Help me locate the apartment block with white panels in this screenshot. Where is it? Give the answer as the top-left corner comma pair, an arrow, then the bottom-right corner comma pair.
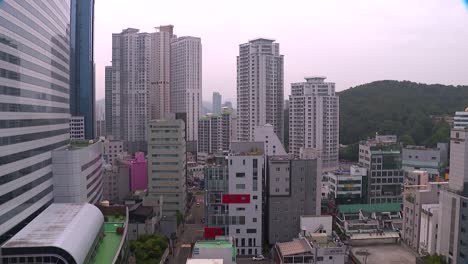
227,142 -> 264,256
237,39 -> 284,142
52,140 -> 104,204
0,0 -> 71,241
171,36 -> 202,141
289,77 -> 339,171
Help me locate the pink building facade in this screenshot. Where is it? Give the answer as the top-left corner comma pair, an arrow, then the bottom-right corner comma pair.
128,152 -> 148,191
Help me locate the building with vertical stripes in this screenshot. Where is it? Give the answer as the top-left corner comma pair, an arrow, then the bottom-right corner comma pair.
0,0 -> 71,241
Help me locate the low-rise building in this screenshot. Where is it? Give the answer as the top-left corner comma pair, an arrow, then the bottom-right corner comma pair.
336,203 -> 402,245
52,140 -> 103,204
1,203 -> 129,264
190,237 -> 236,264
419,203 -> 440,255
402,144 -> 448,180
103,138 -> 125,165
402,182 -> 448,252
358,135 -> 404,204
274,220 -> 346,264
103,153 -> 131,203
325,165 -> 367,204
127,202 -> 161,240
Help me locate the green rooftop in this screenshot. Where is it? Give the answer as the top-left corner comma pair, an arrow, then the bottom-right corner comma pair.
195,240 -> 233,248
338,203 -> 401,214
92,222 -> 125,264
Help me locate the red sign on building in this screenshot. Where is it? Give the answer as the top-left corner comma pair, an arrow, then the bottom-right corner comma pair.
204,227 -> 223,239
222,194 -> 250,204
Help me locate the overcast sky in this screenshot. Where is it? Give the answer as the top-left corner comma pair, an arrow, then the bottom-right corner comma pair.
94,0 -> 468,103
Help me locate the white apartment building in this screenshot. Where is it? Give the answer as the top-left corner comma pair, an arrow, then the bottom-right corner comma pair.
70,116 -> 85,140
289,77 -> 339,171
0,0 -> 71,239
111,28 -> 151,152
237,38 -> 284,142
437,128 -> 468,264
150,25 -> 174,120
52,140 -> 104,204
171,36 -> 202,141
228,142 -> 265,256
198,111 -> 232,154
147,119 -> 187,216
454,109 -> 468,129
419,203 -> 440,255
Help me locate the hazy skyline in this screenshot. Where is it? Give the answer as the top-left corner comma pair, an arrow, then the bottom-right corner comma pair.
95,0 -> 468,102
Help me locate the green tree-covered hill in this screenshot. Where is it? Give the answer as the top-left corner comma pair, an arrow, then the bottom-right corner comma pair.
339,80 -> 468,160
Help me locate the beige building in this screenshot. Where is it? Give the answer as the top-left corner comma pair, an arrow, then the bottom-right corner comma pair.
147,119 -> 187,216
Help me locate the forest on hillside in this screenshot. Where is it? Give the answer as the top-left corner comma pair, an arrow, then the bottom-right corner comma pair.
339,80 -> 468,160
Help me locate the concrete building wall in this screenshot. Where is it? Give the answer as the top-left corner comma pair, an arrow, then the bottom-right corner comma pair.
267,158 -> 321,244
52,141 -> 103,204
419,204 -> 439,255
254,124 -> 287,156
449,129 -> 468,192
148,119 -> 186,216
228,142 -> 264,256
402,183 -> 447,252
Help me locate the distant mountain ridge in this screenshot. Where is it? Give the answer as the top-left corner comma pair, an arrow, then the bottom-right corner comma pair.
339,80 -> 468,146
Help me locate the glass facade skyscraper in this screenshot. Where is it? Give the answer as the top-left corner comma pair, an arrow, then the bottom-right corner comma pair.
0,0 -> 71,241
70,0 -> 95,139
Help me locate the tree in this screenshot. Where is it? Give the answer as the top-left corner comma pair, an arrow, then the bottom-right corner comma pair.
129,235 -> 168,264
422,254 -> 445,264
339,80 -> 468,145
400,134 -> 415,146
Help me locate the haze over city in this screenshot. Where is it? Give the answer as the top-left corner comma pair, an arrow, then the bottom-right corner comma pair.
95,0 -> 468,101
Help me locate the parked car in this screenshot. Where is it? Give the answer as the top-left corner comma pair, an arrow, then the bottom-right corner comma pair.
252,255 -> 265,261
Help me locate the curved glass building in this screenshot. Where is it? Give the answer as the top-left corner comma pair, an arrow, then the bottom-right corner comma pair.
0,0 -> 70,241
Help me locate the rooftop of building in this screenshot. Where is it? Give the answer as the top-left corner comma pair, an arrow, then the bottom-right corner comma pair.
92,207 -> 127,264
70,139 -> 96,149
186,260 -> 223,264
229,142 -> 264,156
276,238 -> 311,256
338,203 -> 401,214
194,239 -> 234,249
2,204 -> 104,264
351,244 -> 416,264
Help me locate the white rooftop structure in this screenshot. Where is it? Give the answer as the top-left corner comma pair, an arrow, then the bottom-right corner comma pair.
2,203 -> 104,264
187,259 -> 223,264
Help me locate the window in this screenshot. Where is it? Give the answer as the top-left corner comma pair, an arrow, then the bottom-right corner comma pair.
247,229 -> 257,233
243,159 -> 245,165
253,218 -> 257,222
236,207 -> 245,211
236,184 -> 246,190
236,172 -> 245,178
236,229 -> 240,234
276,167 -> 280,171
253,195 -> 258,200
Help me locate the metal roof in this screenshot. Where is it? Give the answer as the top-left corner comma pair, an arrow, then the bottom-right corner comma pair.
277,239 -> 311,256
2,203 -> 104,264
